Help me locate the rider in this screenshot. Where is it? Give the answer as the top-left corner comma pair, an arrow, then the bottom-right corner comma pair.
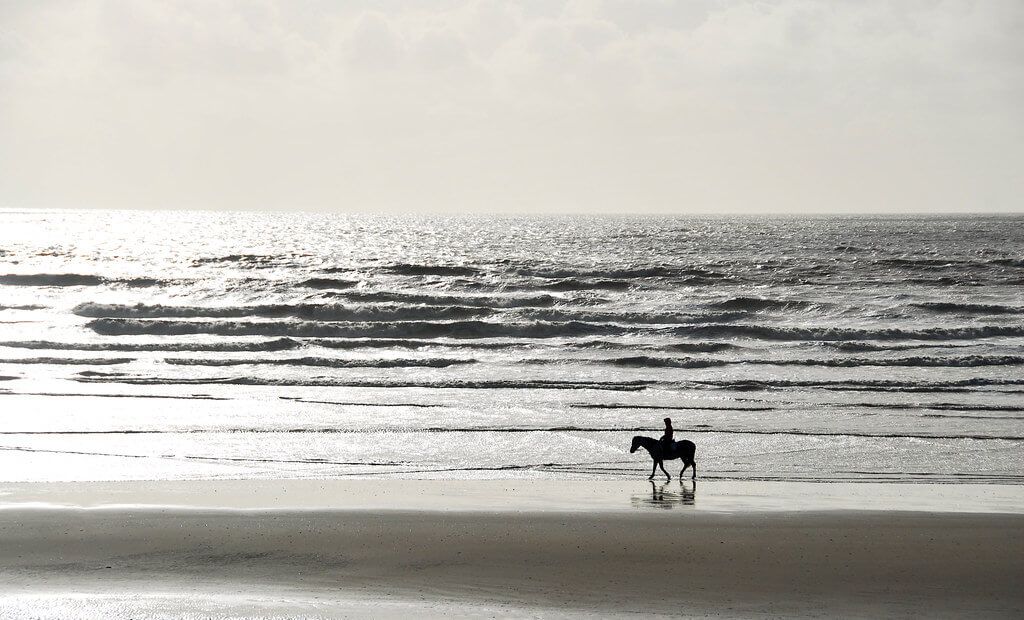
660,417 -> 674,456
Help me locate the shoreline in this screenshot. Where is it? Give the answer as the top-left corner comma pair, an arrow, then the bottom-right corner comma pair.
2,480 -> 1023,617
2,478 -> 1023,514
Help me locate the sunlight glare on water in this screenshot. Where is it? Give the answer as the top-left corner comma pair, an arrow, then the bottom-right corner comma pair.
1,210 -> 1022,483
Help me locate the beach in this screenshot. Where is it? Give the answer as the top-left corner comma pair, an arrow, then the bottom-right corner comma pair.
4,0 -> 1024,615
2,213 -> 1023,617
2,480 -> 1023,618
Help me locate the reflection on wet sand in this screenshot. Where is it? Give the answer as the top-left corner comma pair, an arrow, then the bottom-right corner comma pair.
631,480 -> 696,510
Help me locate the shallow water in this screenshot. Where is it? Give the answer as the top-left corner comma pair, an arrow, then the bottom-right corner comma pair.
4,479 -> 1023,514
1,210 -> 1022,482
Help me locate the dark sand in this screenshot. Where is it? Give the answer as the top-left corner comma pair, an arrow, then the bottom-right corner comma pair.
1,481 -> 1023,617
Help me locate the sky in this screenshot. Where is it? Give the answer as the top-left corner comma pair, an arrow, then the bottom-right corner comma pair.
1,0 -> 1021,214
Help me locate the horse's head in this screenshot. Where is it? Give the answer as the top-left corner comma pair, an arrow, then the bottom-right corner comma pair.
629,436 -> 642,453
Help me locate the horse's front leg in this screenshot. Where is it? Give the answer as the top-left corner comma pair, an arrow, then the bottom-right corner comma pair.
649,459 -> 658,480
658,460 -> 671,481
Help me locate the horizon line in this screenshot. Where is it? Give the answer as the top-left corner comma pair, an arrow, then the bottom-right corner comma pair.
3,206 -> 1023,218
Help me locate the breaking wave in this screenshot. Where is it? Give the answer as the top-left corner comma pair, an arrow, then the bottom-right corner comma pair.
1,273 -> 105,286
74,302 -> 492,321
192,254 -> 307,268
83,317 -> 1024,342
690,378 -> 1024,393
328,290 -> 559,308
0,338 -> 302,352
382,263 -> 480,277
510,266 -> 680,279
669,324 -> 1024,341
515,308 -> 741,324
0,273 -> 171,287
609,354 -> 1024,368
73,373 -> 653,391
85,318 -> 634,339
164,357 -> 474,368
661,342 -> 742,353
911,302 -> 1024,315
824,341 -> 968,352
508,278 -> 633,292
0,356 -> 133,365
988,258 -> 1024,268
708,296 -> 821,312
1,337 -> 672,353
611,356 -> 726,368
298,278 -> 359,289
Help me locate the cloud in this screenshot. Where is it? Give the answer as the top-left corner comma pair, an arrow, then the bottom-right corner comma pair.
0,0 -> 1021,213
342,11 -> 404,72
414,28 -> 472,72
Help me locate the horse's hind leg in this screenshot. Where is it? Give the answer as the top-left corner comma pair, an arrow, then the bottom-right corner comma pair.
680,462 -> 689,478
690,459 -> 697,480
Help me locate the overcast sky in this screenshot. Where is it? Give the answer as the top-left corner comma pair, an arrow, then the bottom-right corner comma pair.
1,0 -> 1021,214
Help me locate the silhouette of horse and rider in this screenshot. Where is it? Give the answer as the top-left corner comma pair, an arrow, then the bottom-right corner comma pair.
630,417 -> 697,480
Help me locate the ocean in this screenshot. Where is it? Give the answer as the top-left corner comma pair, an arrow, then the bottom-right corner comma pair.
1,210 -> 1021,483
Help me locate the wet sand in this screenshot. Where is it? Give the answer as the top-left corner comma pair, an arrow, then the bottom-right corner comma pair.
2,481 -> 1023,618
4,479 -> 1024,513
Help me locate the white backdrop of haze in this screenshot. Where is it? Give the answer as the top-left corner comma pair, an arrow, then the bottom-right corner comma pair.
1,0 -> 1021,214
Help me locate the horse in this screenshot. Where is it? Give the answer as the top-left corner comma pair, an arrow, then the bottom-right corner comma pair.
630,435 -> 697,480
